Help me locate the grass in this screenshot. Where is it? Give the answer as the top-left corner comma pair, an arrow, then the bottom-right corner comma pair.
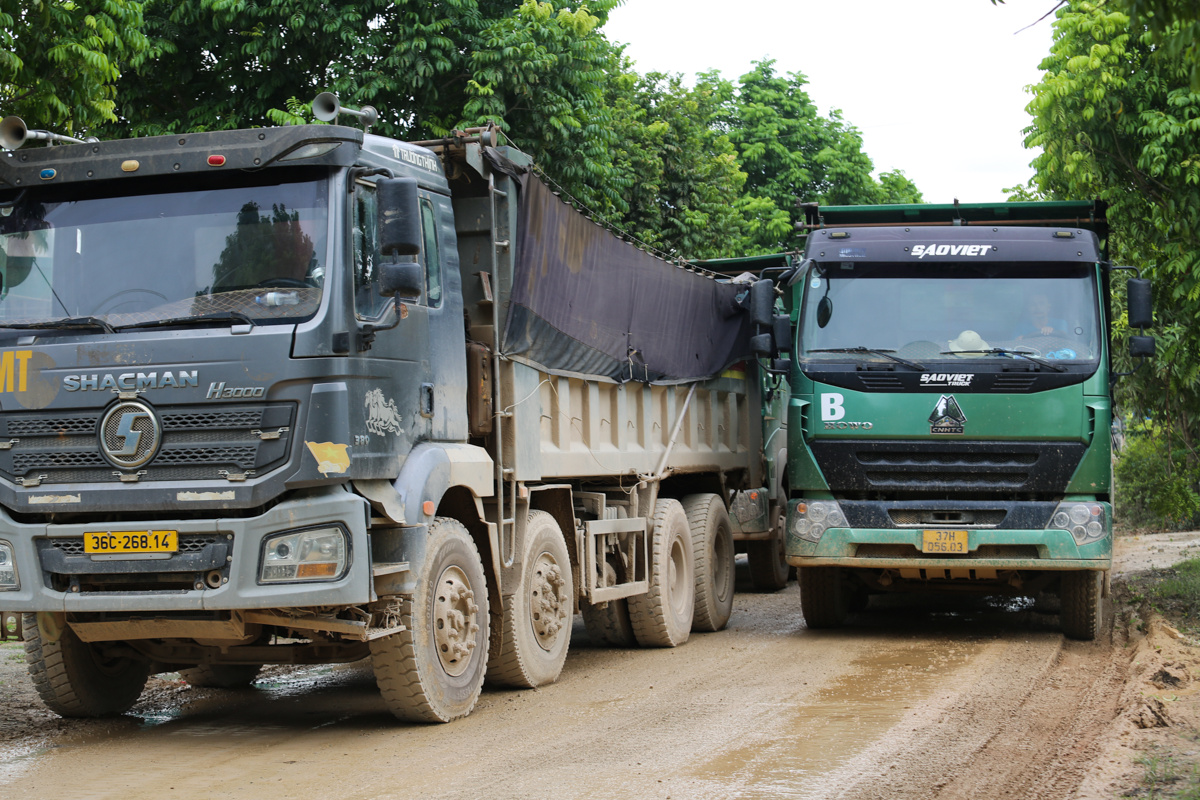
1127,751 -> 1200,799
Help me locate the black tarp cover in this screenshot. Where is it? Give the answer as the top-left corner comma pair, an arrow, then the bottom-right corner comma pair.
502,175 -> 753,383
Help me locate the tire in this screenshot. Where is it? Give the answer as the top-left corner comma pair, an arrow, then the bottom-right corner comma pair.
370,517 -> 490,723
1060,570 -> 1103,641
486,510 -> 574,688
799,566 -> 846,629
747,505 -> 791,592
682,493 -> 735,632
179,664 -> 263,689
580,596 -> 638,648
628,499 -> 694,647
22,612 -> 149,717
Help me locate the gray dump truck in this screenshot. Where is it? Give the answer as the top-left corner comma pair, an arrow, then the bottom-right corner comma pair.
0,99 -> 788,722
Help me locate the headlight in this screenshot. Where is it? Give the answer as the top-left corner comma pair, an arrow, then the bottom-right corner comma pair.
792,500 -> 846,542
0,541 -> 18,590
259,526 -> 348,583
1046,502 -> 1107,546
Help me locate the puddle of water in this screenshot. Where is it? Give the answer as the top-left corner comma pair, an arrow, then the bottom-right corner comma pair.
691,638 -> 984,799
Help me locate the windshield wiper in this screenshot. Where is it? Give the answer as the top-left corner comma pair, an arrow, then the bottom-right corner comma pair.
113,311 -> 256,332
938,348 -> 1068,373
1,316 -> 116,334
807,347 -> 926,371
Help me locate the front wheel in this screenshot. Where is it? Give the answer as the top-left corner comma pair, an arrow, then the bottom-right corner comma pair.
799,567 -> 846,629
22,613 -> 149,717
747,505 -> 791,592
1060,571 -> 1103,641
370,517 -> 490,722
486,510 -> 574,688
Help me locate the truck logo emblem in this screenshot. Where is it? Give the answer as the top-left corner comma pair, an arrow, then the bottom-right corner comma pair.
365,388 -> 402,435
929,395 -> 967,435
921,373 -> 974,388
911,244 -> 992,259
100,401 -> 161,469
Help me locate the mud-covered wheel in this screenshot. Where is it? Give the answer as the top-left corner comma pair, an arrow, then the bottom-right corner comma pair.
747,504 -> 791,592
628,498 -> 694,647
580,595 -> 638,648
179,664 -> 263,689
799,566 -> 846,629
486,510 -> 574,688
682,493 -> 734,632
370,517 -> 490,723
1060,570 -> 1103,641
22,612 -> 149,717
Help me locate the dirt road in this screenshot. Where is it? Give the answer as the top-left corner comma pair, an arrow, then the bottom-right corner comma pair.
0,560 -> 1147,800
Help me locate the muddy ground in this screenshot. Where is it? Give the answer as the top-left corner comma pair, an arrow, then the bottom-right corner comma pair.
1,540 -> 1197,800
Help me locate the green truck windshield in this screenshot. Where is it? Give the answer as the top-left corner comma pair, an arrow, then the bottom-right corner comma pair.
0,171 -> 329,329
798,261 -> 1101,365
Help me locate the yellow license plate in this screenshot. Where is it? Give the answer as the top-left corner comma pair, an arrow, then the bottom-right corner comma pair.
84,530 -> 178,555
921,530 -> 968,554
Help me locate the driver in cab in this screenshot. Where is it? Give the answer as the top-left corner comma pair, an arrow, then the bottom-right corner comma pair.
1013,293 -> 1069,340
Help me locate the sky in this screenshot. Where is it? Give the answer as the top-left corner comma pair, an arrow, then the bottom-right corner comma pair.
603,0 -> 1058,205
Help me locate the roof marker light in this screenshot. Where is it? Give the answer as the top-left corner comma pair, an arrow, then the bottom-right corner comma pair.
121,160 -> 139,172
208,155 -> 226,167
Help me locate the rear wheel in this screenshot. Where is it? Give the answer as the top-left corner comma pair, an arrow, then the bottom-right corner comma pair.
1060,570 -> 1103,641
370,517 -> 489,722
486,510 -> 574,688
628,499 -> 694,647
747,505 -> 791,592
581,596 -> 638,648
683,493 -> 735,632
799,567 -> 846,629
23,612 -> 149,717
180,664 -> 263,689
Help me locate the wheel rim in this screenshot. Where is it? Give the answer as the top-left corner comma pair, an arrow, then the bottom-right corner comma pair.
713,522 -> 733,602
529,550 -> 569,652
668,533 -> 689,617
433,564 -> 480,677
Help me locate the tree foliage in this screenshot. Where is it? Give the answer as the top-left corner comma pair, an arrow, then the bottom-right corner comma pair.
7,1 -> 921,260
0,0 -> 148,132
1022,1 -> 1200,515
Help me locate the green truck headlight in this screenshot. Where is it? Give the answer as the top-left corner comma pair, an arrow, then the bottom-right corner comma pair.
0,541 -> 18,590
259,526 -> 348,583
793,501 -> 846,543
1046,502 -> 1107,546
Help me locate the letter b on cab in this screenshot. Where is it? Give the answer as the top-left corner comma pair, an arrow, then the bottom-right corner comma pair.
821,393 -> 845,421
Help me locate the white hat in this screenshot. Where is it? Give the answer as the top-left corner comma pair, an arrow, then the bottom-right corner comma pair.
948,330 -> 989,353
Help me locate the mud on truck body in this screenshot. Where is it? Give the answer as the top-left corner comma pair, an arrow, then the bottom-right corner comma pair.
784,201 -> 1156,640
0,101 -> 789,721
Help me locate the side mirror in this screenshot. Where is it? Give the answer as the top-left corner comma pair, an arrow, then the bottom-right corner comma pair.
1127,278 -> 1153,329
379,262 -> 423,299
771,358 -> 790,374
750,279 -> 775,327
377,177 -> 422,257
1130,335 -> 1156,358
773,315 -> 791,353
816,296 -> 833,328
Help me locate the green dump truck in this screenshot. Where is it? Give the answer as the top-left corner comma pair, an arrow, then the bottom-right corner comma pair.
784,200 -> 1155,639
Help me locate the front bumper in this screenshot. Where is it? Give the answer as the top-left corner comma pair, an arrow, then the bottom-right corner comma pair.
786,502 -> 1111,573
0,487 -> 373,613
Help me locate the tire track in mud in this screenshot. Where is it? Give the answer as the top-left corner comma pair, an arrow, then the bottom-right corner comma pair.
800,604 -> 1128,800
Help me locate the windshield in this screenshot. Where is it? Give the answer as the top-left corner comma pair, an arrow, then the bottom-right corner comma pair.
0,169 -> 329,329
798,261 -> 1101,365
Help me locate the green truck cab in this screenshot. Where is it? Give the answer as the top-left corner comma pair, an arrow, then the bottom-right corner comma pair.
784,201 -> 1154,639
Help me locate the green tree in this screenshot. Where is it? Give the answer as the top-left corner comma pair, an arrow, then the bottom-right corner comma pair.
0,0 -> 148,132
1022,1 -> 1200,517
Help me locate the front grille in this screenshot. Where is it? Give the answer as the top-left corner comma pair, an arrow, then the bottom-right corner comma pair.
992,376 -> 1038,392
809,440 -> 1088,497
859,375 -> 903,391
888,509 -> 1007,527
0,403 -> 294,485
